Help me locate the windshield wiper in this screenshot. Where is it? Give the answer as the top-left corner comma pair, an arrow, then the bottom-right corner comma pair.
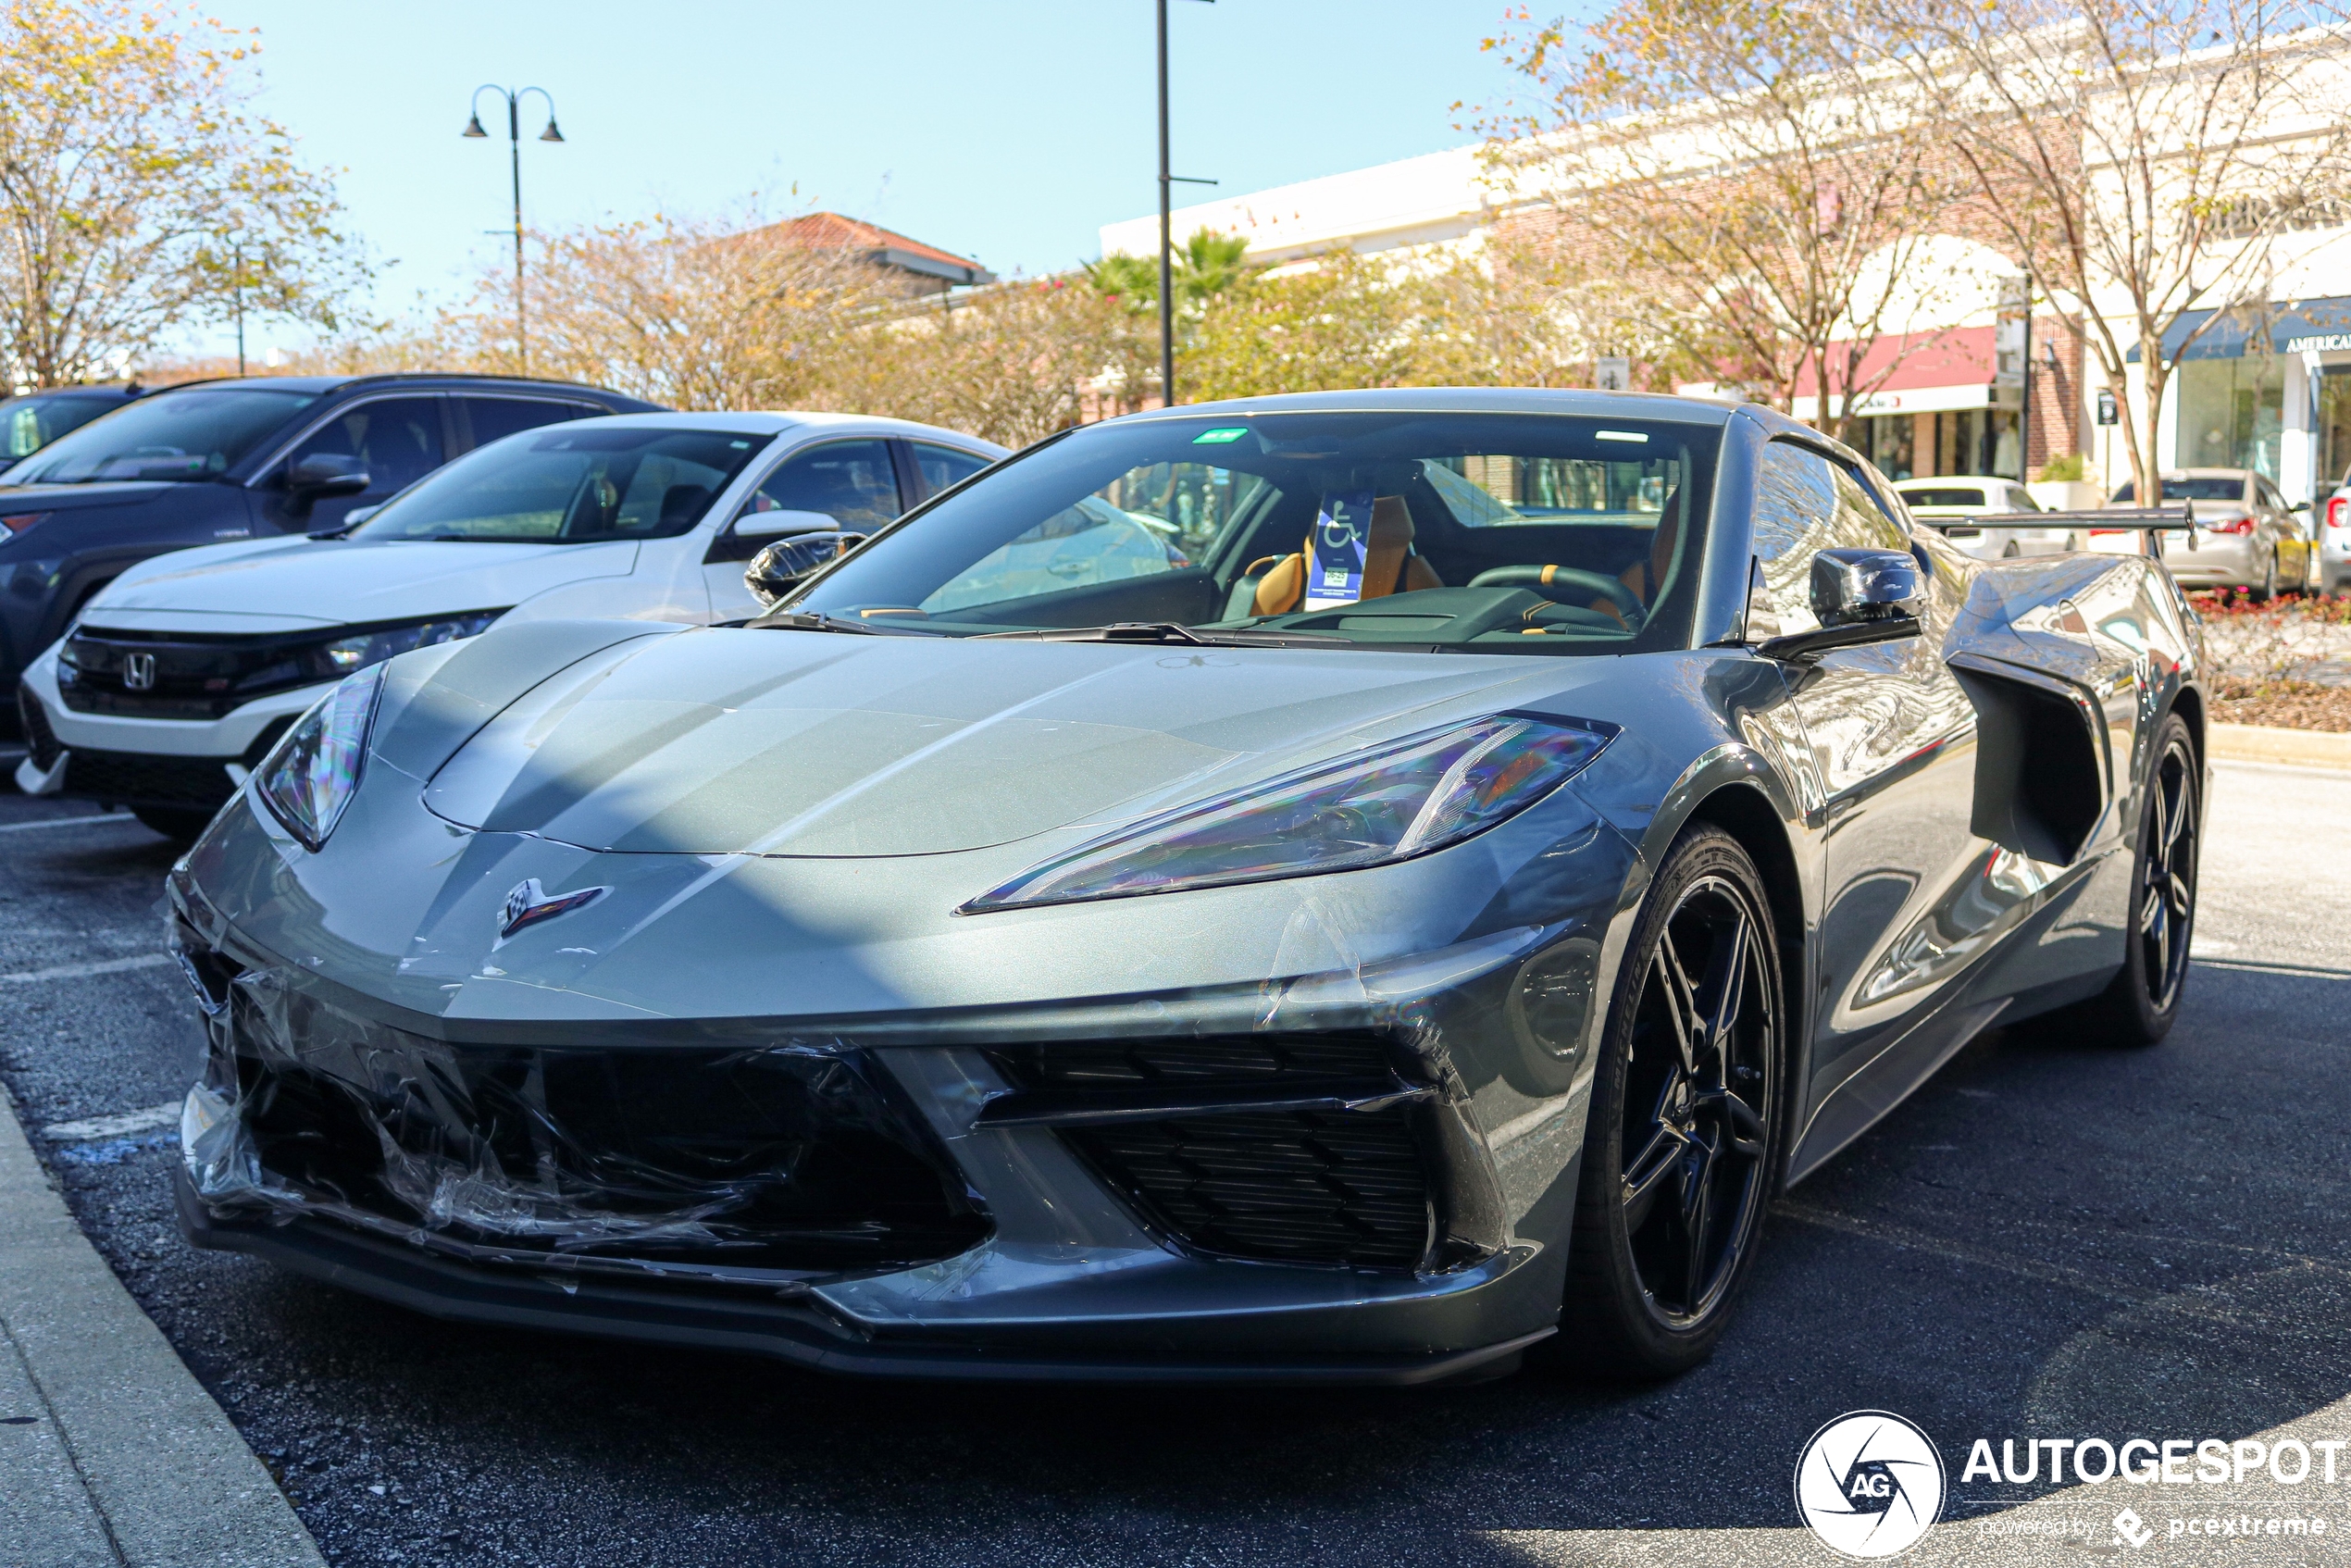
751,609 -> 945,637
976,621 -> 1350,648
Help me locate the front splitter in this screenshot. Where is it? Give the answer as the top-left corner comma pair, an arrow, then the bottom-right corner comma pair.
175,1170 -> 1551,1387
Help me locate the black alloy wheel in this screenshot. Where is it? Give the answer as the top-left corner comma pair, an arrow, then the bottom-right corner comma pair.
1561,825 -> 1783,1378
2048,712 -> 2201,1047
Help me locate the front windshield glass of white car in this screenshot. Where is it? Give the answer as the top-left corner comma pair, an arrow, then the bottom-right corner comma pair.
790,410 -> 1720,653
349,426 -> 772,543
6,388 -> 318,484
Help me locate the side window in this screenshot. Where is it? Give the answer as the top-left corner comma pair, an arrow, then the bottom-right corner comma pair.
463,396 -> 580,452
740,440 -> 902,532
912,442 -> 991,499
284,397 -> 444,497
2256,477 -> 2284,513
1750,441 -> 1908,636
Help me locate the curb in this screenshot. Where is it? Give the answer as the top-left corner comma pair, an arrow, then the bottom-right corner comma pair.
2208,721 -> 2351,771
0,1083 -> 326,1568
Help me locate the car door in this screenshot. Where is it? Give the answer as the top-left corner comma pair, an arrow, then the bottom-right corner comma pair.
702,437 -> 906,620
1747,440 -> 1984,1135
257,395 -> 450,534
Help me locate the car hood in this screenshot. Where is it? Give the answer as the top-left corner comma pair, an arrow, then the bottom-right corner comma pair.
89,538 -> 641,627
418,628 -> 1580,858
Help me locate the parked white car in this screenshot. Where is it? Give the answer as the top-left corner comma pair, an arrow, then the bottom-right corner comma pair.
15,411 -> 1004,835
1893,475 -> 2075,561
2320,471 -> 2351,595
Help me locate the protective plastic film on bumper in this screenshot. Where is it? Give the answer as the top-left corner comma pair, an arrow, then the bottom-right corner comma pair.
172,924 -> 992,1290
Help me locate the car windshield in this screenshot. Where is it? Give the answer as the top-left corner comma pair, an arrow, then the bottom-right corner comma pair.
4,388 -> 317,483
1900,486 -> 1989,509
790,409 -> 1720,653
349,425 -> 772,543
2112,477 -> 2245,503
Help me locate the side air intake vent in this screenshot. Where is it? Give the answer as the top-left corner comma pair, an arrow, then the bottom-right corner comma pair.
1951,658 -> 2105,864
982,1034 -> 1437,1271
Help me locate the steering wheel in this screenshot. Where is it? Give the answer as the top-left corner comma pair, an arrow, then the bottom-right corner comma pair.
1469,565 -> 1646,627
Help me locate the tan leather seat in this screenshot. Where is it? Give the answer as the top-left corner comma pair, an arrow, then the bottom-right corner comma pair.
1247,494 -> 1442,616
1593,495 -> 1681,624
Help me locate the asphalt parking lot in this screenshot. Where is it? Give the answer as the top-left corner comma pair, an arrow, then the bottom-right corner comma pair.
2,754 -> 2345,1567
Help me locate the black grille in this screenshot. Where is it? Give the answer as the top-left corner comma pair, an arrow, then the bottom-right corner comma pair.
57,626 -> 324,719
216,975 -> 990,1273
1069,1111 -> 1432,1269
18,683 -> 61,770
68,747 -> 237,811
985,1034 -> 1436,1271
62,717 -> 292,813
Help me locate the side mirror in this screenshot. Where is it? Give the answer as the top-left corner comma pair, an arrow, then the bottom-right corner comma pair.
733,506 -> 839,542
284,454 -> 370,514
1756,547 -> 1924,665
1810,547 -> 1924,626
2291,499 -> 2312,514
745,530 -> 867,606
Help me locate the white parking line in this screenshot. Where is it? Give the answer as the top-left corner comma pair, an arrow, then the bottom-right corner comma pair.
0,813 -> 143,836
40,1101 -> 181,1142
0,953 -> 173,985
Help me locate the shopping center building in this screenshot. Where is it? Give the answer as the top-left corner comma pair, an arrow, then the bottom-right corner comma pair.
1101,147 -> 2351,504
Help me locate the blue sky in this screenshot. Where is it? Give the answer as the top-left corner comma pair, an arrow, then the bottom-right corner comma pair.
193,1 -> 1546,359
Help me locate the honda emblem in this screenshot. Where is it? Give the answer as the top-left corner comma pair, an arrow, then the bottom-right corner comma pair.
122,651 -> 156,691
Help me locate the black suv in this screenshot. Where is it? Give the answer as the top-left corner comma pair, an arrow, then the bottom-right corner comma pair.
0,374 -> 659,702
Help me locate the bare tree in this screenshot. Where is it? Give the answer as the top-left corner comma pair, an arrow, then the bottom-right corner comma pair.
831,276 -> 1159,447
1860,0 -> 2351,499
448,211 -> 904,410
0,0 -> 360,386
1483,0 -> 1970,440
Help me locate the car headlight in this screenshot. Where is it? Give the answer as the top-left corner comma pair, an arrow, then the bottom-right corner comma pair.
312,609 -> 504,680
254,664 -> 386,851
962,713 -> 1613,913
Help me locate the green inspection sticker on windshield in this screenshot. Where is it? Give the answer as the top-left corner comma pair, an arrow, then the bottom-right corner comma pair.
1192,427 -> 1249,444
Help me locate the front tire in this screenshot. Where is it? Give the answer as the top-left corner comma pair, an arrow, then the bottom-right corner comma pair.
2050,713 -> 2200,1047
1561,825 -> 1785,1379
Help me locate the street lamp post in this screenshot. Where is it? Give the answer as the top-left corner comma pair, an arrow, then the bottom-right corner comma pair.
1155,0 -> 1214,407
463,86 -> 564,374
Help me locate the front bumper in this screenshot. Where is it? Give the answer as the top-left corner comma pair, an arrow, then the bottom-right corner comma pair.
16,652 -> 325,811
167,862 -> 1595,1381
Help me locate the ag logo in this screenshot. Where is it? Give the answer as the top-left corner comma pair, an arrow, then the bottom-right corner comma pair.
1793,1410 -> 1946,1558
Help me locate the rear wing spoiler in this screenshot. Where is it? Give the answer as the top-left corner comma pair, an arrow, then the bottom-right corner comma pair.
1919,504 -> 2195,557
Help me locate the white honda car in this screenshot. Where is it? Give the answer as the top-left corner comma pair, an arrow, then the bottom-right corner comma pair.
15,411 -> 1004,836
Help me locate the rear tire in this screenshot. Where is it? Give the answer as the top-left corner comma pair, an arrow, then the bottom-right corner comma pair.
2249,552 -> 2278,603
131,806 -> 215,843
2046,713 -> 2200,1047
1560,825 -> 1785,1380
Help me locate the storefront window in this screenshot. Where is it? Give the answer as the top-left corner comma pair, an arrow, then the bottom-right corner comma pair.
1860,414 -> 1914,479
2175,356 -> 2283,479
1988,410 -> 2022,479
2317,367 -> 2351,492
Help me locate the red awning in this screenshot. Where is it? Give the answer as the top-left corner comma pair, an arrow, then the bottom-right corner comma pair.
1791,326 -> 1994,398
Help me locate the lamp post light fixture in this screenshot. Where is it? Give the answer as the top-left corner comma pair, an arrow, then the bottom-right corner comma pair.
463,85 -> 564,373
1155,0 -> 1215,407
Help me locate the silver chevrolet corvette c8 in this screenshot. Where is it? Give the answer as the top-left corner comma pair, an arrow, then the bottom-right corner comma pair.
168,389 -> 2208,1385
